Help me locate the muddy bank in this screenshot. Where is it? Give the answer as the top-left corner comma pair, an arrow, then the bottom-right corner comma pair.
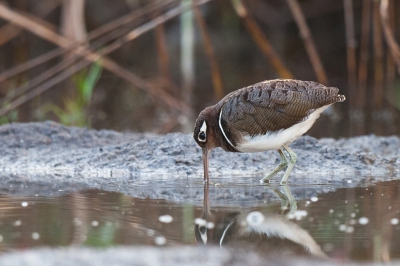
0,122 -> 398,199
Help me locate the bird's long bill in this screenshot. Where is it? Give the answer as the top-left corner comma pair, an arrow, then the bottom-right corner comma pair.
202,148 -> 210,183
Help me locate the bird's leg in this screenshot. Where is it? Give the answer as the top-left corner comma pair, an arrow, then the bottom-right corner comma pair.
272,188 -> 289,211
260,149 -> 288,183
272,185 -> 297,213
282,185 -> 297,213
280,145 -> 297,185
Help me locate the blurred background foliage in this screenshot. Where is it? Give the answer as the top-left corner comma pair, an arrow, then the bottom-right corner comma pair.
0,0 -> 399,137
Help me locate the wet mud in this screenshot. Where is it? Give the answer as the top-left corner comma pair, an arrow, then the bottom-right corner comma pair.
0,121 -> 399,265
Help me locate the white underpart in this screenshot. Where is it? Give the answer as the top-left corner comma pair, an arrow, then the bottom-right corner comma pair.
236,105 -> 331,153
219,106 -> 235,148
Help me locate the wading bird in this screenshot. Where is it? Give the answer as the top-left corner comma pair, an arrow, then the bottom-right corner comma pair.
193,79 -> 345,184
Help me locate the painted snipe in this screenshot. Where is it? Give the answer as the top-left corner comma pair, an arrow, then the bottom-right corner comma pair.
193,79 -> 346,184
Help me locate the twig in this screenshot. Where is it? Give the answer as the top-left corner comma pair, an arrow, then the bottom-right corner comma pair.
0,0 -> 60,47
88,0 -> 177,43
0,46 -> 65,83
231,0 -> 293,79
343,0 -> 357,108
194,5 -> 224,99
0,0 -> 178,82
286,0 -> 328,84
153,4 -> 173,91
0,0 -> 212,116
373,1 -> 384,110
384,0 -> 396,90
380,0 -> 400,73
357,0 -> 372,110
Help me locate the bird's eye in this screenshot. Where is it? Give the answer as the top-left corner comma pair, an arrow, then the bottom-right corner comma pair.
198,131 -> 206,142
197,121 -> 207,142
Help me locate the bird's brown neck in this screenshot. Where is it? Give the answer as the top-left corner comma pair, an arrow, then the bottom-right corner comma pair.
210,105 -> 238,153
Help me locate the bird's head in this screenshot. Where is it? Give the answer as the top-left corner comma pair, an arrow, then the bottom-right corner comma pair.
193,106 -> 221,182
193,106 -> 220,151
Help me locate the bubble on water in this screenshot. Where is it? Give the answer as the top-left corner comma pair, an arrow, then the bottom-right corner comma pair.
346,226 -> 354,233
147,229 -> 154,236
287,210 -> 308,221
13,220 -> 21,226
391,218 -> 399,225
351,213 -> 356,218
347,180 -> 352,183
21,202 -> 28,207
311,197 -> 318,202
359,217 -> 369,225
158,215 -> 173,224
194,218 -> 207,226
349,219 -> 356,225
329,209 -> 334,214
246,211 -> 265,226
206,222 -> 214,229
32,232 -> 40,240
91,221 -> 99,227
154,236 -> 166,246
339,224 -> 347,231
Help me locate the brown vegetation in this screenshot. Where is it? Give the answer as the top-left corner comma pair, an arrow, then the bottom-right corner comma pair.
0,0 -> 399,136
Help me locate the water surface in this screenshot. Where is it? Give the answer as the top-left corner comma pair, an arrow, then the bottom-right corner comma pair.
0,177 -> 399,263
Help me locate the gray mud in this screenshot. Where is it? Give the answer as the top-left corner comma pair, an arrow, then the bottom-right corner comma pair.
0,121 -> 400,266
0,121 -> 399,202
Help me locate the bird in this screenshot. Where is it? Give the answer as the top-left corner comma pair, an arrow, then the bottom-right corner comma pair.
193,79 -> 346,184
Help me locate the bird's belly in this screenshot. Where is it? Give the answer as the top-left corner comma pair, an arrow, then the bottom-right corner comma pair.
236,105 -> 331,153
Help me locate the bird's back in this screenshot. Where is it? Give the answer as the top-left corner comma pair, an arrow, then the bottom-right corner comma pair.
218,79 -> 345,148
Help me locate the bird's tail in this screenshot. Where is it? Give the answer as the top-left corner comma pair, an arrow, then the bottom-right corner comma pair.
336,94 -> 346,102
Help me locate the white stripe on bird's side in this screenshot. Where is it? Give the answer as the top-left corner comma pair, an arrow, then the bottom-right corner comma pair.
236,105 -> 331,153
218,105 -> 235,148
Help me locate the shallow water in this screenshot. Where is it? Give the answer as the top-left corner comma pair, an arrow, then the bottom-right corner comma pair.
0,178 -> 399,263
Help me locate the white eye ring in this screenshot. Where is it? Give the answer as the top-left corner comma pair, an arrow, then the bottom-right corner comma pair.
198,121 -> 207,142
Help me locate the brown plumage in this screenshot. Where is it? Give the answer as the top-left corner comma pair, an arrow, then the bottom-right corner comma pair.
193,79 -> 345,184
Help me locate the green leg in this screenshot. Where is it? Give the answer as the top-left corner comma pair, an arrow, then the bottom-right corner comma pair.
282,185 -> 297,213
272,185 -> 297,213
280,145 -> 297,185
272,188 -> 289,211
260,149 -> 288,183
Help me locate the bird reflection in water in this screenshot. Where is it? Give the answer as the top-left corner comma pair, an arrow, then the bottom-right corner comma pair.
194,183 -> 327,260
